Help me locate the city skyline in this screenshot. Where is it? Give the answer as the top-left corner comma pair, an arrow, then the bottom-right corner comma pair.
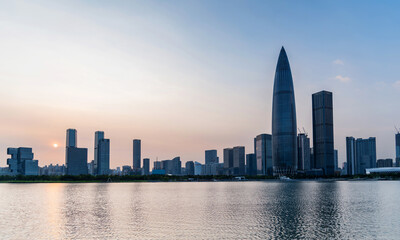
1,1 -> 400,168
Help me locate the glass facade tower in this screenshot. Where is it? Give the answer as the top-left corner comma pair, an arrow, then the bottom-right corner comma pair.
396,133 -> 400,167
312,90 -> 334,175
272,47 -> 297,175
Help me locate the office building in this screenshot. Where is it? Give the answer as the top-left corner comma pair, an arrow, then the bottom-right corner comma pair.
233,146 -> 245,175
194,161 -> 203,175
334,149 -> 338,171
272,47 -> 298,175
133,139 -> 141,170
346,137 -> 356,175
205,150 -> 218,165
223,148 -> 234,174
297,133 -> 311,171
312,90 -> 334,175
143,158 -> 150,175
186,161 -> 195,175
377,159 -> 393,168
7,147 -> 39,175
65,129 -> 88,175
94,131 -> 110,175
246,153 -> 257,176
254,134 -> 272,175
346,137 -> 376,175
160,157 -> 182,175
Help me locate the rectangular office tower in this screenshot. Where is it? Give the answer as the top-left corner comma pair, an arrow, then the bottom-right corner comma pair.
312,90 -> 335,175
396,133 -> 400,167
133,139 -> 141,170
143,158 -> 150,175
233,146 -> 245,175
297,134 -> 311,171
94,131 -> 110,175
246,153 -> 257,176
223,148 -> 234,175
185,161 -> 195,175
254,134 -> 272,175
346,137 -> 376,175
65,129 -> 88,175
205,150 -> 218,164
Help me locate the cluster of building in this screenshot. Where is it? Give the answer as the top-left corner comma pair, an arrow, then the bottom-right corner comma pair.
2,47 -> 399,177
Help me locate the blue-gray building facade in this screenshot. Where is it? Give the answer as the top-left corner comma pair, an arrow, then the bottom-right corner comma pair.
346,136 -> 376,175
246,153 -> 257,176
254,134 -> 272,175
312,90 -> 335,175
133,139 -> 141,170
65,129 -> 88,175
7,147 -> 39,175
205,150 -> 218,165
297,133 -> 311,171
272,47 -> 298,175
143,158 -> 150,175
94,131 -> 110,175
233,146 -> 245,175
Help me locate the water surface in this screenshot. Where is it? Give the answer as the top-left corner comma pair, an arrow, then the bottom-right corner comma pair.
0,181 -> 398,239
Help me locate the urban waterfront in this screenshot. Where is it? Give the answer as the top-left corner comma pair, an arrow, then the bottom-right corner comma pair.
0,181 -> 399,240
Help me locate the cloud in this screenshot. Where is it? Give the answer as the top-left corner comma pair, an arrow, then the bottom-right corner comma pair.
333,59 -> 344,65
394,80 -> 400,90
335,75 -> 351,83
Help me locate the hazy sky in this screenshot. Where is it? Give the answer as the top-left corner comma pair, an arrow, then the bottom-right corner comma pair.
0,0 -> 399,168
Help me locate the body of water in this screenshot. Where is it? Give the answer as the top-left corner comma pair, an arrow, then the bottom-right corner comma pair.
0,181 -> 399,239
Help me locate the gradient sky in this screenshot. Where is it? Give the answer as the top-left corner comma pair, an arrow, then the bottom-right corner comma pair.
0,0 -> 399,168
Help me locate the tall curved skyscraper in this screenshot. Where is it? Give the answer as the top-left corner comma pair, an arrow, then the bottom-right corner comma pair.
272,47 -> 297,175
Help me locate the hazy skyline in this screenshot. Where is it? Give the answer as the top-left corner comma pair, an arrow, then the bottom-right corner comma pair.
1,0 -> 399,168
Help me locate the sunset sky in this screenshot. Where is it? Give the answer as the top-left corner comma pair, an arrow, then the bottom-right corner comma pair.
0,0 -> 399,168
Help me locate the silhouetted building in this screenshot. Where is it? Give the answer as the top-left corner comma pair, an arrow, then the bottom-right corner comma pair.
133,139 -> 141,170
94,131 -> 110,175
65,129 -> 88,175
347,136 -> 376,175
272,47 -> 297,175
194,161 -> 203,175
334,149 -> 338,171
40,164 -> 66,176
205,150 -> 218,164
346,137 -> 356,175
377,159 -> 393,168
143,158 -> 150,175
223,148 -> 234,175
312,90 -> 334,175
297,133 -> 311,171
160,157 -> 181,175
246,153 -> 257,176
233,146 -> 245,175
66,129 -> 77,147
122,165 -> 132,175
186,161 -> 195,175
254,134 -> 272,175
7,147 -> 39,175
66,147 -> 88,175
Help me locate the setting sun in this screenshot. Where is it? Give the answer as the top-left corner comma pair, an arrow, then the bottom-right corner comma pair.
53,143 -> 58,148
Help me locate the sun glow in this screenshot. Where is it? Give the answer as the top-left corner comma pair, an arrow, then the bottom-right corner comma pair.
53,143 -> 58,148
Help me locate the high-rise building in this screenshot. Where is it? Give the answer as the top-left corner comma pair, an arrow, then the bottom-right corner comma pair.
205,150 -> 218,165
7,147 -> 39,175
334,149 -> 338,171
346,137 -> 376,175
396,133 -> 400,167
254,134 -> 272,175
312,90 -> 334,175
65,129 -> 88,175
185,161 -> 195,175
246,153 -> 257,176
233,146 -> 245,175
133,139 -> 141,170
355,137 -> 376,174
66,147 -> 88,175
346,137 -> 356,175
143,158 -> 150,175
272,47 -> 297,175
160,157 -> 182,175
94,131 -> 110,175
223,148 -> 234,174
194,161 -> 203,175
377,159 -> 393,168
66,129 -> 77,147
297,133 -> 311,171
